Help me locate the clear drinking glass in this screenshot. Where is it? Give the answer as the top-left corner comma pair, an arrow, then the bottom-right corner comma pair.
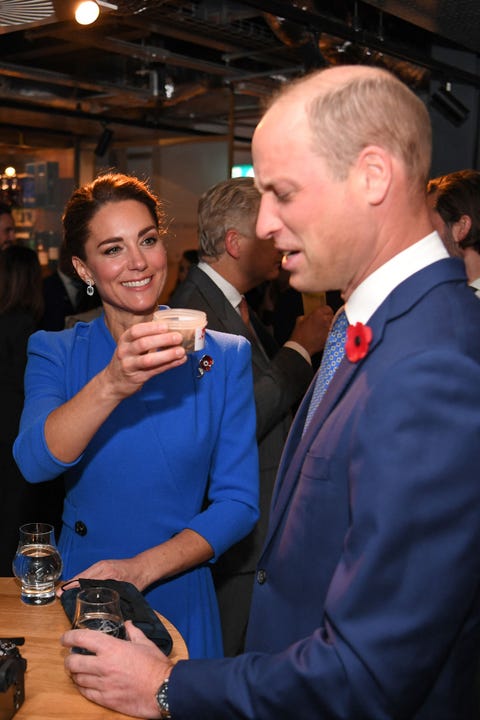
12,522 -> 63,605
72,586 -> 126,654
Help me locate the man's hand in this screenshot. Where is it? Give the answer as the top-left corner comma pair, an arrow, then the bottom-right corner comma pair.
62,621 -> 174,719
289,305 -> 335,357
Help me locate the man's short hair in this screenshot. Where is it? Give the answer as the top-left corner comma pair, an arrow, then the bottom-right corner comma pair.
427,170 -> 480,254
198,177 -> 260,259
271,66 -> 432,192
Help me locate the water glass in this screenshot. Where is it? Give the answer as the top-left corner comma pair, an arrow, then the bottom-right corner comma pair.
12,522 -> 63,605
72,586 -> 126,653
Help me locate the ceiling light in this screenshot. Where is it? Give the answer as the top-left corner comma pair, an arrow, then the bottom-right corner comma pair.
4,166 -> 16,178
94,127 -> 114,157
430,82 -> 470,127
75,1 -> 100,25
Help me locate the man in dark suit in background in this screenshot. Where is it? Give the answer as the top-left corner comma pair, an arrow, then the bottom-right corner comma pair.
42,242 -> 101,330
64,65 -> 480,720
170,177 -> 332,655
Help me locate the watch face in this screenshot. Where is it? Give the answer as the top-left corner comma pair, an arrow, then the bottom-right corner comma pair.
156,679 -> 170,718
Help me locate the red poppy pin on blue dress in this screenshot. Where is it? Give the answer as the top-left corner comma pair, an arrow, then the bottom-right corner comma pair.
197,354 -> 214,378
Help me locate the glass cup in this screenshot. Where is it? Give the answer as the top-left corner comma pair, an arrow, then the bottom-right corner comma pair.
12,522 -> 63,605
154,307 -> 207,353
72,586 -> 126,654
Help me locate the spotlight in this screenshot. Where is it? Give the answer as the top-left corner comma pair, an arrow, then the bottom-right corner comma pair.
74,1 -> 100,25
430,82 -> 470,127
74,1 -> 117,25
94,127 -> 114,157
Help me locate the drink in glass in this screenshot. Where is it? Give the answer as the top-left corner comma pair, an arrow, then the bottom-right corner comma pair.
12,522 -> 63,605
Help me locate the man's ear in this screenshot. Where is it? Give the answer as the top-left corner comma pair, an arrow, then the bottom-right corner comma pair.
224,229 -> 241,259
453,214 -> 472,243
356,146 -> 392,206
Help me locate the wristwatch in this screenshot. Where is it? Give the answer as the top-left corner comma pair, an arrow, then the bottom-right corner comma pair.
156,678 -> 172,719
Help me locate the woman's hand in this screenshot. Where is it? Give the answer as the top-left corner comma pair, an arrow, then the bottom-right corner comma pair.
57,557 -> 145,597
102,319 -> 188,402
45,319 -> 187,464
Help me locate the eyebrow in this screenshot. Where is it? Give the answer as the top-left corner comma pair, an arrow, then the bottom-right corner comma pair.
97,225 -> 158,248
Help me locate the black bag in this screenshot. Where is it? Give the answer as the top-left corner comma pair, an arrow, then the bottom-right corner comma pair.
60,578 -> 173,656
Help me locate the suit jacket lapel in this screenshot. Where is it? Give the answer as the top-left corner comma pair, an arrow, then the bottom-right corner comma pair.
185,266 -> 273,369
263,258 -> 467,555
265,296 -> 388,544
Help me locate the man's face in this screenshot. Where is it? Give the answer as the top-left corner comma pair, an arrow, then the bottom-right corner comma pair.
252,98 -> 363,297
0,212 -> 15,249
237,222 -> 282,289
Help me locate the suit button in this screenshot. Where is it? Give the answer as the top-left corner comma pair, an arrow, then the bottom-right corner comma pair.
256,569 -> 267,585
75,521 -> 87,536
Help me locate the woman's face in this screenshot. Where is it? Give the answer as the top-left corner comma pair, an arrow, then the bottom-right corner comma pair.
73,199 -> 167,322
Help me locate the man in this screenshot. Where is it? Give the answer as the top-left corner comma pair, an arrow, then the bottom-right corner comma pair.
0,202 -> 15,249
427,169 -> 480,297
41,241 -> 101,330
170,177 -> 332,655
62,65 -> 480,719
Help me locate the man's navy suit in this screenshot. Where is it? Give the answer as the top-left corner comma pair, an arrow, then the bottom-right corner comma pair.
171,258 -> 480,718
170,265 -> 313,655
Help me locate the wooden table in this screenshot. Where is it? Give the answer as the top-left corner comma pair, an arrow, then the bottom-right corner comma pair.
0,577 -> 188,719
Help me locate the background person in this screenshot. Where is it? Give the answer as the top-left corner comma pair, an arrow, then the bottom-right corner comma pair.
0,202 -> 15,249
41,240 -> 102,330
0,245 -> 63,573
62,66 -> 480,719
14,172 -> 259,659
427,169 -> 480,297
170,176 -> 332,655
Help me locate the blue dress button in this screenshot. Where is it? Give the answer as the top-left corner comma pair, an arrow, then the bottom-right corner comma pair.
75,521 -> 87,536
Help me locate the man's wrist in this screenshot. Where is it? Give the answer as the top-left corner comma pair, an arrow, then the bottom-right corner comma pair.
284,340 -> 311,365
155,667 -> 174,719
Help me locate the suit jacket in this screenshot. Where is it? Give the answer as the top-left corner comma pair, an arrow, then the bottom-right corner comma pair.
41,271 -> 76,330
42,271 -> 101,331
170,258 -> 480,718
170,265 -> 313,573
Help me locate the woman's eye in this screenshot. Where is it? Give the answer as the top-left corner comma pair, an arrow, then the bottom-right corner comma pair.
104,245 -> 121,256
142,234 -> 158,246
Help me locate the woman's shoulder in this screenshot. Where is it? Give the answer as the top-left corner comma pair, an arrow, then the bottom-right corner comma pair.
205,328 -> 250,352
29,315 -> 103,353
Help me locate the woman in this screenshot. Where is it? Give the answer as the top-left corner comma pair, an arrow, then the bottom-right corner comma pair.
14,173 -> 259,659
0,245 -> 63,574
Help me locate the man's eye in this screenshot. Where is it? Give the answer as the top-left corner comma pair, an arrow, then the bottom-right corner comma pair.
273,188 -> 291,202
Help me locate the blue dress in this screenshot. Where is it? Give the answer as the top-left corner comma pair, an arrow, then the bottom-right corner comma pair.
14,315 -> 259,659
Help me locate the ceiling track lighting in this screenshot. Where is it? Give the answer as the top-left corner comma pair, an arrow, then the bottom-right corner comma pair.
430,81 -> 470,127
74,1 -> 118,26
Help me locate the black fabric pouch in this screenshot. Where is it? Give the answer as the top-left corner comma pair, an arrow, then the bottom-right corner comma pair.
60,578 -> 173,656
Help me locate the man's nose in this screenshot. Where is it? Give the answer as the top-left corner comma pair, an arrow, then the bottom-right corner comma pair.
256,195 -> 281,240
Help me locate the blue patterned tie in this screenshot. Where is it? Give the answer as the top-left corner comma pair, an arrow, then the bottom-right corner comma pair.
303,308 -> 349,433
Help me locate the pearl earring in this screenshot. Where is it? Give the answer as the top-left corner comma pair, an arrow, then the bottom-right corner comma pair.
86,280 -> 95,297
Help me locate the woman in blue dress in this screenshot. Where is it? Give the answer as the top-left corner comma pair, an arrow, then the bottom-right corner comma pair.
14,172 -> 259,659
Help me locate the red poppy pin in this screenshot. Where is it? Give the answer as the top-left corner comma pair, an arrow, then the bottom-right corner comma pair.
197,354 -> 214,378
345,323 -> 373,362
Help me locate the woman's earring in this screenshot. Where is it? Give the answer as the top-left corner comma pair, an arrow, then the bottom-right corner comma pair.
86,280 -> 95,297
